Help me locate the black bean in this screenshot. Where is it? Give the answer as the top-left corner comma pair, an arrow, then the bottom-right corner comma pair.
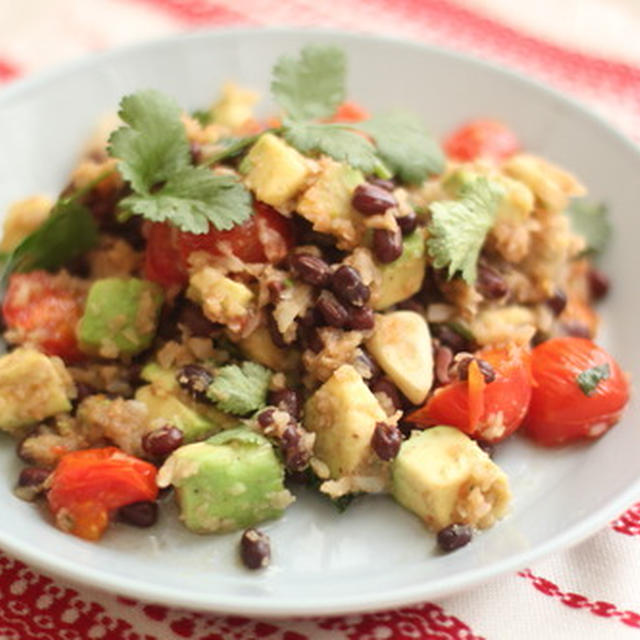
176,364 -> 213,401
531,330 -> 549,347
267,280 -> 285,304
370,377 -> 403,411
142,425 -> 184,458
17,467 -> 50,488
588,268 -> 610,301
546,289 -> 567,316
178,303 -> 216,337
457,357 -> 496,384
74,382 -> 96,404
280,424 -> 310,472
315,291 -> 349,328
300,324 -> 324,353
268,389 -> 301,420
476,263 -> 508,299
118,501 -> 158,528
347,305 -> 375,331
475,440 -> 495,457
397,298 -> 425,314
371,422 -> 402,461
330,265 -> 370,307
290,253 -> 331,287
434,346 -> 454,386
396,210 -> 418,236
437,524 -> 472,552
257,407 -> 276,429
352,183 -> 398,216
266,310 -> 288,348
367,178 -> 395,192
372,228 -> 403,264
431,325 -> 471,353
240,528 -> 271,569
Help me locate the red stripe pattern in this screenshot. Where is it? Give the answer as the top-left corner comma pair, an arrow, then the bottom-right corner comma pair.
612,501 -> 640,537
0,58 -> 20,83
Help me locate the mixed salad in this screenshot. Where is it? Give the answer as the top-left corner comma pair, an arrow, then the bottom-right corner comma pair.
0,46 -> 630,567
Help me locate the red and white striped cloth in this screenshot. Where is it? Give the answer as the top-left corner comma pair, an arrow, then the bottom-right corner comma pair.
1,1 -> 640,638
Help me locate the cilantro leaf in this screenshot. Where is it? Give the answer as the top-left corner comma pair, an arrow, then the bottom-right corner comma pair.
271,45 -> 346,121
120,167 -> 252,234
427,177 -> 504,284
566,199 -> 611,256
357,111 -> 445,184
108,90 -> 191,195
191,109 -> 213,127
576,363 -> 611,396
283,121 -> 378,173
1,201 -> 98,287
207,361 -> 272,415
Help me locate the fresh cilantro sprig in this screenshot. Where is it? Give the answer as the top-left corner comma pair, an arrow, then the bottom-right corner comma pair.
108,89 -> 252,234
207,361 -> 272,415
427,177 -> 505,284
576,363 -> 611,396
566,199 -> 611,256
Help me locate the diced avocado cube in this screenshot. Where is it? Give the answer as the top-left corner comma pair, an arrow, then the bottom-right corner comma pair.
157,428 -> 293,533
373,230 -> 427,310
211,82 -> 259,129
0,348 -> 73,433
78,278 -> 163,358
296,161 -> 364,247
366,311 -> 434,405
391,426 -> 511,530
304,364 -> 386,483
243,133 -> 311,207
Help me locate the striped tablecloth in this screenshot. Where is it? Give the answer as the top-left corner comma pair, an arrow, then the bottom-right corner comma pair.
1,1 -> 639,638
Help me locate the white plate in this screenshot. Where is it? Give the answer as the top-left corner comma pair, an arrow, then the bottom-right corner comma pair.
0,27 -> 639,618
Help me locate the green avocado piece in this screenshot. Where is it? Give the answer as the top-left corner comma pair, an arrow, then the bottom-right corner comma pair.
137,363 -> 238,442
0,348 -> 73,433
373,230 -> 427,310
158,427 -> 293,533
78,278 -> 163,358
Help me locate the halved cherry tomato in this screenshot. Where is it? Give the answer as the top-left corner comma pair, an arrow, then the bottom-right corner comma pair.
47,447 -> 158,541
407,344 -> 532,443
329,101 -> 370,123
524,337 -> 629,446
2,271 -> 85,362
143,222 -> 188,287
443,119 -> 520,163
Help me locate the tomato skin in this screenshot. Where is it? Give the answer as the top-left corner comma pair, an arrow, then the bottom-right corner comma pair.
329,101 -> 370,123
2,271 -> 85,362
48,447 -> 158,541
524,337 -> 629,446
443,119 -> 520,163
408,345 -> 532,443
143,222 -> 188,287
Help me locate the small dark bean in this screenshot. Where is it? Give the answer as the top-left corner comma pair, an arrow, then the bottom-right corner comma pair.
396,298 -> 424,313
352,183 -> 398,216
371,422 -> 402,461
300,324 -> 324,353
347,305 -> 375,331
396,210 -> 418,236
370,377 -> 403,411
367,178 -> 395,192
457,357 -> 496,384
178,303 -> 216,337
257,407 -> 276,429
280,424 -> 309,472
118,500 -> 158,528
268,389 -> 301,420
290,253 -> 331,287
266,310 -> 288,348
546,289 -> 567,316
476,263 -> 509,299
531,330 -> 549,347
176,364 -> 213,401
315,291 -> 349,328
74,382 -> 96,404
330,265 -> 370,307
267,280 -> 285,304
240,528 -> 271,570
475,439 -> 495,457
588,268 -> 610,301
434,346 -> 454,386
372,228 -> 403,264
437,524 -> 473,552
17,467 -> 50,488
142,425 -> 184,458
561,321 -> 591,339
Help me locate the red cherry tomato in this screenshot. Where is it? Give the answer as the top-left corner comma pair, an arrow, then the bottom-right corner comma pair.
143,222 -> 188,287
329,101 -> 370,123
2,271 -> 85,362
443,119 -> 520,163
407,344 -> 532,443
524,337 -> 630,446
47,447 -> 158,541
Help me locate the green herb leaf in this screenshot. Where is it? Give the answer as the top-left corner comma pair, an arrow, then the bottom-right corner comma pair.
576,363 -> 611,396
1,201 -> 98,287
119,166 -> 252,234
283,121 -> 378,173
207,361 -> 272,415
108,90 -> 191,195
357,111 -> 445,184
271,45 -> 346,121
566,199 -> 611,256
191,109 -> 213,127
427,177 -> 504,284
